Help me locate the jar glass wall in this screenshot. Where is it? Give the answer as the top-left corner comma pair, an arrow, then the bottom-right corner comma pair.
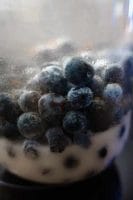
0,0 -> 133,184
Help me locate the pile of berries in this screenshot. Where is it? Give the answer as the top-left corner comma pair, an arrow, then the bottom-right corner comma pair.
0,54 -> 132,153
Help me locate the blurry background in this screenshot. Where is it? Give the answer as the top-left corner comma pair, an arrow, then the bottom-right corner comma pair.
0,0 -> 131,58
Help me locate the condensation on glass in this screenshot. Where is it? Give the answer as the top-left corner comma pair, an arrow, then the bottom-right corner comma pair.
0,0 -> 132,59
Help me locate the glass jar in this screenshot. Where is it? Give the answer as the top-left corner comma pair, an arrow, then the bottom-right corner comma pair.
0,0 -> 133,184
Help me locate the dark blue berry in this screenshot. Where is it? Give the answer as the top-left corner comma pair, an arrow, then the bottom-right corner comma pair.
63,111 -> 88,134
18,91 -> 41,112
67,87 -> 93,109
103,83 -> 123,104
73,132 -> 91,148
38,94 -> 66,126
0,120 -> 21,140
0,93 -> 19,122
46,127 -> 69,153
122,56 -> 133,94
11,101 -> 23,122
63,155 -> 79,169
123,55 -> 133,78
87,99 -> 112,132
104,65 -> 124,84
23,140 -> 40,159
64,57 -> 94,85
98,146 -> 108,158
90,75 -> 104,97
17,112 -> 44,139
38,65 -> 68,95
49,76 -> 68,95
